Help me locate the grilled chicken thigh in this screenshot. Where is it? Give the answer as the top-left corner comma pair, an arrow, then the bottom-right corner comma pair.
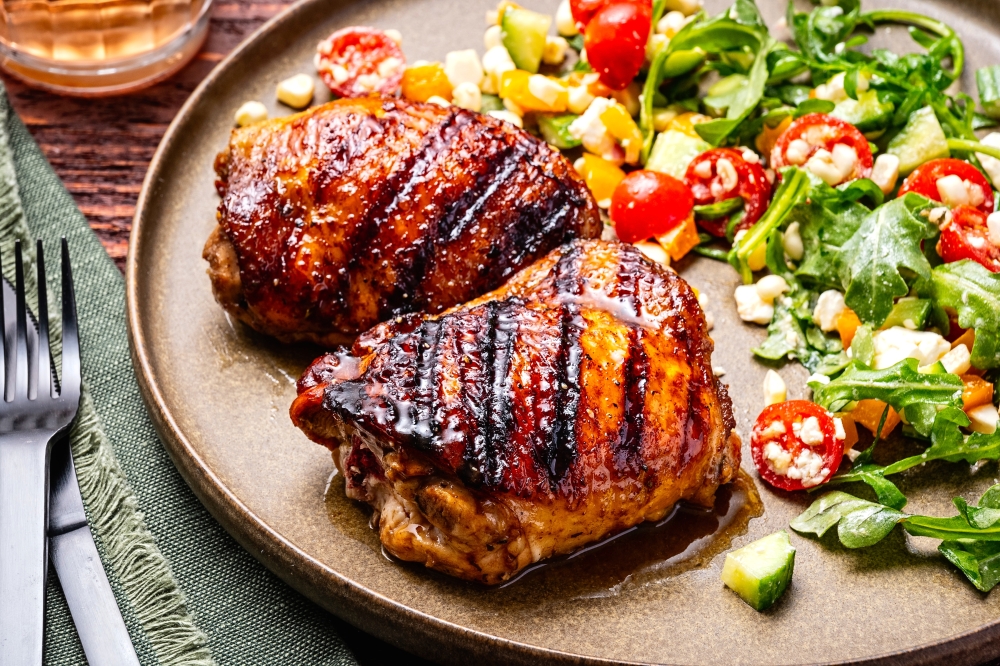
205,96 -> 601,346
291,239 -> 740,584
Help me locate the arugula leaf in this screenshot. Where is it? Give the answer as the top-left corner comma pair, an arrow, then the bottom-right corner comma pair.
812,358 -> 963,436
792,190 -> 869,290
789,491 -> 906,548
939,541 -> 1000,592
795,484 -> 1000,591
838,193 -> 937,327
696,37 -> 778,146
930,260 -> 1000,369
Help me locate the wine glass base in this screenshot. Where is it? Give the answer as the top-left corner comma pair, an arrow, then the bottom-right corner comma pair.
0,6 -> 210,97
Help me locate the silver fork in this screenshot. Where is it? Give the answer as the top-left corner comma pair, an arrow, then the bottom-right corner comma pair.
0,239 -> 81,664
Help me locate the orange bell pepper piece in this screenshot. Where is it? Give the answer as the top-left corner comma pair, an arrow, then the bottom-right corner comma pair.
755,116 -> 793,157
656,213 -> 699,262
850,399 -> 901,437
962,375 -> 994,411
836,308 -> 863,349
401,63 -> 452,103
837,413 -> 860,453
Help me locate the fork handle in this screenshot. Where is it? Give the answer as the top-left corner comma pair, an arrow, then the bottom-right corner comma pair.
0,434 -> 50,665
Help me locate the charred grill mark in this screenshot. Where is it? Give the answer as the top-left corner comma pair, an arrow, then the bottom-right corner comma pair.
412,319 -> 443,446
331,108 -> 462,310
544,244 -> 585,488
465,302 -> 498,485
614,327 -> 649,477
485,300 -> 520,487
548,303 -> 584,487
441,133 -> 528,244
382,111 -> 484,315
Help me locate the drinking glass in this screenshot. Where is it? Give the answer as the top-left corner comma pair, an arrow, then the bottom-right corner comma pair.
0,0 -> 211,96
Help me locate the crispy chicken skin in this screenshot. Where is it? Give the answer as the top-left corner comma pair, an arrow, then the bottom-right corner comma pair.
204,96 -> 601,346
291,239 -> 741,584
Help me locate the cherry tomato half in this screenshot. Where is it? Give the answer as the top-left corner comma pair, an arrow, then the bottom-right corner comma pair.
570,0 -> 612,28
610,170 -> 694,244
316,27 -> 406,98
584,0 -> 652,91
939,205 -> 1000,272
750,400 -> 843,492
685,148 -> 772,237
771,113 -> 873,185
898,158 -> 995,215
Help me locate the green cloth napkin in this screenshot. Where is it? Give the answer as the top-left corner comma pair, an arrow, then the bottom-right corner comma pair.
0,85 -> 362,665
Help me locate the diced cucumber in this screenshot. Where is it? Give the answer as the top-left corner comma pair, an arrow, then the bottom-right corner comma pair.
501,6 -> 551,74
480,93 -> 505,114
646,129 -> 711,180
887,106 -> 950,175
704,74 -> 749,117
880,299 -> 931,331
830,90 -> 894,133
537,114 -> 581,149
977,66 -> 1000,119
721,531 -> 795,611
920,360 -> 948,375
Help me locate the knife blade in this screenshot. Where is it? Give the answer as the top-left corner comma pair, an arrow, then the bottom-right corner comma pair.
49,436 -> 140,666
0,277 -> 139,666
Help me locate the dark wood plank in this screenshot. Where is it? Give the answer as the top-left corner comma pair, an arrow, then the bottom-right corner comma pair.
1,0 -> 297,271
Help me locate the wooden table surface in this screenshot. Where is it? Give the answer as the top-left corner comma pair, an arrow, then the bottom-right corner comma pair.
0,4 -> 435,664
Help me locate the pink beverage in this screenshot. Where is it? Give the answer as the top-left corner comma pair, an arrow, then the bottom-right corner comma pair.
0,0 -> 211,95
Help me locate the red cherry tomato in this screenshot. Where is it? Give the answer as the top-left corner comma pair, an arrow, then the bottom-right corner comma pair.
584,0 -> 652,91
750,401 -> 843,492
939,205 -> 1000,272
685,148 -> 772,237
771,113 -> 873,184
898,158 -> 995,215
610,170 -> 694,244
316,27 -> 406,98
570,0 -> 612,28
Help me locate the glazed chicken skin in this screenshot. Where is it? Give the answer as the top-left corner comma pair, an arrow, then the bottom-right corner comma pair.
204,95 -> 601,346
291,239 -> 740,584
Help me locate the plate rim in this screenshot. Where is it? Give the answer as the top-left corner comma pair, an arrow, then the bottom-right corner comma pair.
125,0 -> 1000,663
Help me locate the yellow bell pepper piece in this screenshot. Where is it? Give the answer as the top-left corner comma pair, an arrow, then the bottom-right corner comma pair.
500,70 -> 568,113
579,153 -> 625,205
600,103 -> 643,164
656,213 -> 700,262
401,63 -> 453,103
666,112 -> 711,139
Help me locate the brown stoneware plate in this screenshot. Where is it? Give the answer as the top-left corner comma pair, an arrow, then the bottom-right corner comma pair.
128,0 -> 1000,663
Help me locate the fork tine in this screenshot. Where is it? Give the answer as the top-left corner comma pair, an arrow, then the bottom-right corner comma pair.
13,241 -> 29,401
59,239 -> 80,403
36,240 -> 51,399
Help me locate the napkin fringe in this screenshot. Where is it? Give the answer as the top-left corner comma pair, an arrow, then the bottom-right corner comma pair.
0,87 -> 214,666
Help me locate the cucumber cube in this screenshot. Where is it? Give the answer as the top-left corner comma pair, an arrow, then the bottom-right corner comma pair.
880,299 -> 931,331
537,114 -> 582,149
646,129 -> 711,180
978,66 -> 1000,120
721,531 -> 795,611
501,7 -> 551,74
887,106 -> 950,175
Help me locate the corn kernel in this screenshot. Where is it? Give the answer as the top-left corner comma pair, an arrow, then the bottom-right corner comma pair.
276,74 -> 315,109
234,100 -> 268,127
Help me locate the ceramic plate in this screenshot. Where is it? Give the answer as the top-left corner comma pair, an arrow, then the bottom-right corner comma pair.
128,0 -> 1000,663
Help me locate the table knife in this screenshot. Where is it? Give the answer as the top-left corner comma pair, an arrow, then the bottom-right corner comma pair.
49,435 -> 140,666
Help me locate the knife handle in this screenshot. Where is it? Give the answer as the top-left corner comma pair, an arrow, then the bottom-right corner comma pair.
50,526 -> 140,666
0,434 -> 50,666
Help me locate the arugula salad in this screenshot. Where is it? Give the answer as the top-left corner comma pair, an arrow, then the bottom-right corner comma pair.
480,0 -> 1000,594
296,0 -> 1000,595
